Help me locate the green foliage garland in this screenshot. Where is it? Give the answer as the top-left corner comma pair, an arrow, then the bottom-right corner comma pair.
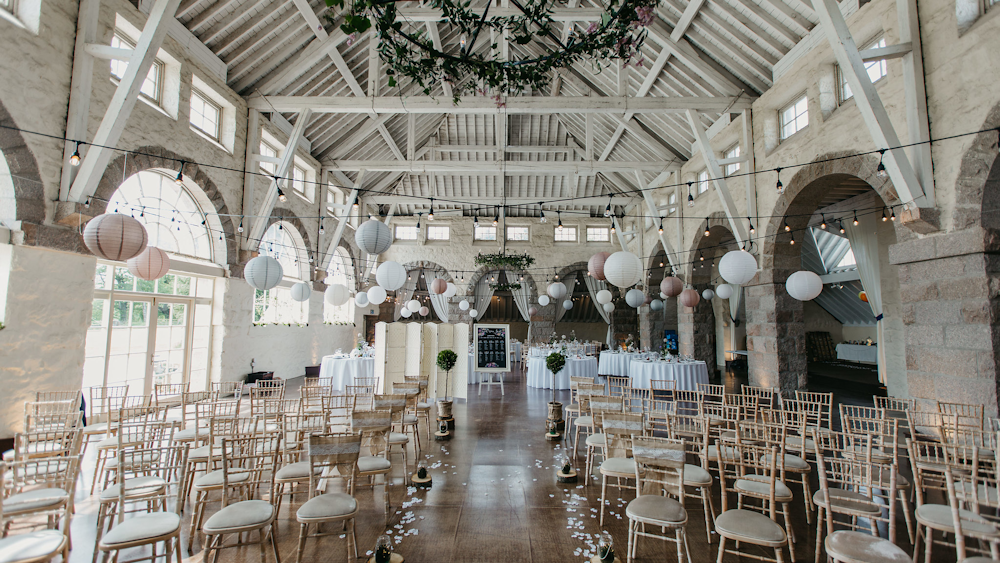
490,282 -> 522,292
474,251 -> 535,270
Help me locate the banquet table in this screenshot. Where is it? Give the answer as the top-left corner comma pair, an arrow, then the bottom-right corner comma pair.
526,356 -> 598,390
319,356 -> 375,392
627,359 -> 709,391
598,351 -> 655,377
836,344 -> 878,364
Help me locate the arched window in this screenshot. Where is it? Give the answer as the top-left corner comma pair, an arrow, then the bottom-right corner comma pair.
254,222 -> 309,325
324,246 -> 354,324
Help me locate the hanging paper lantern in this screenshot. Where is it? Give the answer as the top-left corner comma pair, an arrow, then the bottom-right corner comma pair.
444,283 -> 458,297
528,306 -> 538,317
325,284 -> 350,306
547,282 -> 567,300
429,278 -> 448,295
859,291 -> 869,303
659,292 -> 667,300
400,308 -> 412,318
588,252 -> 611,281
290,282 -> 312,302
785,271 -> 823,301
406,299 -> 421,312
375,261 -> 406,291
702,289 -> 715,301
625,288 -> 646,308
644,295 -> 653,306
596,289 -> 613,305
603,251 -> 642,288
719,250 -> 758,286
367,285 -> 388,305
660,277 -> 683,298
355,220 -> 392,255
602,302 -> 616,313
83,213 -> 149,261
679,288 -> 700,308
459,299 -> 470,311
650,299 -> 664,311
563,300 -> 573,310
126,246 -> 169,281
419,306 -> 429,316
538,295 -> 550,307
715,284 -> 734,300
469,308 -> 478,318
355,292 -> 369,307
244,256 -> 283,290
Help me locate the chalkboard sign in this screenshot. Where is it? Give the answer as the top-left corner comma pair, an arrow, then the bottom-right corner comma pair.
474,324 -> 510,373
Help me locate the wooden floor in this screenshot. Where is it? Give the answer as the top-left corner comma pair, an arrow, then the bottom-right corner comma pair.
61,366 -> 927,563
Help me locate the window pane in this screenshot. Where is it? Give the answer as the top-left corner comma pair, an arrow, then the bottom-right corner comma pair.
427,225 -> 450,240
292,166 -> 306,194
91,299 -> 106,327
474,226 -> 496,240
95,264 -> 109,290
259,142 -> 277,175
190,90 -> 221,139
506,226 -> 529,241
725,145 -> 741,176
698,170 -> 709,194
157,274 -> 175,295
394,226 -> 418,240
110,33 -> 161,103
586,227 -> 609,242
780,95 -> 809,139
175,276 -> 191,296
171,303 -> 187,326
131,302 -> 148,326
555,227 -> 577,242
114,267 -> 135,291
157,303 -> 171,326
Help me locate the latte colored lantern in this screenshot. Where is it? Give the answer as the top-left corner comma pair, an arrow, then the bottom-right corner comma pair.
660,277 -> 683,298
679,288 -> 701,308
430,278 -> 448,295
588,252 -> 611,281
126,246 -> 169,281
83,213 -> 149,261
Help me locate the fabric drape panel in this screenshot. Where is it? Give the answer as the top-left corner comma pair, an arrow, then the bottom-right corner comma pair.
429,293 -> 450,323
506,270 -> 533,343
584,274 -> 613,348
555,272 -> 577,322
728,285 -> 744,358
393,276 -> 418,321
473,272 -> 495,321
844,213 -> 885,383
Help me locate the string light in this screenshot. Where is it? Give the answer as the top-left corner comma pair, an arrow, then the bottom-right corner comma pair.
539,203 -> 546,223
890,207 -> 896,221
492,208 -> 499,226
783,219 -> 791,232
748,217 -> 755,234
352,197 -> 359,211
473,216 -> 479,228
175,162 -> 185,185
839,220 -> 846,234
881,207 -> 888,222
610,220 -> 616,234
556,212 -> 563,231
876,149 -> 888,178
416,212 -> 421,229
277,184 -> 287,202
699,251 -> 704,261
604,196 -> 613,218
820,214 -> 827,229
237,218 -> 244,233
789,232 -> 796,245
775,168 -> 784,194
427,198 -> 434,221
704,219 -> 710,237
318,218 -> 324,234
658,219 -> 663,234
853,211 -> 859,226
70,142 -> 81,166
687,182 -> 694,207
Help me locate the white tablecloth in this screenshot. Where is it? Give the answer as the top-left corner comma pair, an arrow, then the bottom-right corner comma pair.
627,360 -> 709,391
526,356 -> 598,390
836,344 -> 878,364
598,352 -> 655,376
319,356 -> 375,392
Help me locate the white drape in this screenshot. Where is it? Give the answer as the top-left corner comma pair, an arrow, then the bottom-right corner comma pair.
506,270 -> 533,343
429,293 -> 450,323
844,213 -> 885,383
728,285 -> 744,359
394,275 -> 418,321
472,272 -> 495,321
555,271 -> 577,322
583,274 -> 613,348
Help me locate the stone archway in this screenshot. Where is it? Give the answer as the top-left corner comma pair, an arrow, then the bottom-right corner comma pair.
0,99 -> 44,224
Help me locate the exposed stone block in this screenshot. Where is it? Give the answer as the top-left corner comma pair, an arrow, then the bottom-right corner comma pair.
899,281 -> 938,302
918,348 -> 979,378
944,324 -> 993,350
906,325 -> 944,347
961,300 -> 991,324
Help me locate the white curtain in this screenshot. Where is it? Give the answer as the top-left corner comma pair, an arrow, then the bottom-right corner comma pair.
728,285 -> 744,358
394,275 -> 418,321
472,272 -> 495,321
555,272 -> 577,323
506,270 -> 532,342
844,213 -> 885,383
583,274 -> 613,348
429,293 -> 450,323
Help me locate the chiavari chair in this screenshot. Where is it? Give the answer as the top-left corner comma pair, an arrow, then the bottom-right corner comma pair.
571,383 -> 604,457
82,385 -> 129,455
373,394 -> 411,470
719,435 -> 798,548
672,390 -> 703,419
210,381 -> 243,400
186,416 -> 256,541
350,410 -> 393,519
939,401 -> 985,433
565,376 -> 594,443
1,455 -> 80,555
294,433 -> 363,563
273,407 -> 327,516
598,412 -> 645,525
626,436 -> 690,563
608,376 -> 630,398
650,379 -> 676,404
253,379 -> 285,399
626,387 -> 652,415
404,375 -> 433,441
0,458 -> 76,563
792,390 -> 834,430
325,395 -> 355,432
392,382 -> 423,453
742,384 -> 777,412
584,395 -> 625,477
152,382 -> 189,412
665,413 -> 715,542
91,405 -> 162,494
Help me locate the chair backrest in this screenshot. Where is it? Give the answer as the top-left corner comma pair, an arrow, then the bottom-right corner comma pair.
307,433 -> 362,496
816,453 -> 898,542
672,390 -> 703,418
792,391 -> 833,428
576,383 -> 604,403
373,394 -> 407,423
601,413 -> 645,458
938,401 -> 984,432
666,414 -> 709,469
717,441 -> 781,517
179,391 -> 212,429
626,387 -> 652,414
351,410 -> 392,459
725,394 -> 758,422
211,381 -> 244,400
906,409 -> 945,442
841,412 -> 899,464
88,385 -> 129,424
736,420 -> 786,450
9,427 -> 82,460
154,382 -> 190,403
698,383 -> 725,404
607,376 -> 630,398
22,407 -> 82,434
839,404 -> 883,428
113,443 -> 189,523
1,455 -> 81,508
742,385 -> 776,410
777,398 -> 824,433
36,390 -> 82,407
218,434 -> 280,507
588,395 -> 625,427
631,436 -> 686,500
326,395 -> 355,429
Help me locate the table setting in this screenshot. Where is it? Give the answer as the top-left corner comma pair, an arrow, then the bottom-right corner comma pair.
526,353 -> 598,390
319,350 -> 376,392
626,355 -> 710,390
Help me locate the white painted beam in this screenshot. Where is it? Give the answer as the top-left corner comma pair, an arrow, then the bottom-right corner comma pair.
860,42 -> 911,62
612,216 -> 629,251
323,183 -> 361,270
247,109 -> 312,250
396,7 -> 604,20
671,0 -> 707,42
686,109 -> 748,245
636,171 -> 679,270
325,160 -> 675,174
895,0 -> 933,204
59,0 -> 100,201
363,194 -> 631,206
241,109 -> 261,249
819,270 -> 861,283
83,44 -> 133,61
248,96 -> 752,114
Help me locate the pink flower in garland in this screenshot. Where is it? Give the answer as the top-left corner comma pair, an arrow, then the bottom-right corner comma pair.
586,21 -> 599,34
346,33 -> 358,47
635,6 -> 655,26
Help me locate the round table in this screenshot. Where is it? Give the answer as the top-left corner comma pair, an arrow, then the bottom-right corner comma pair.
319,356 -> 375,392
526,356 -> 598,390
627,359 -> 709,391
598,352 -> 654,376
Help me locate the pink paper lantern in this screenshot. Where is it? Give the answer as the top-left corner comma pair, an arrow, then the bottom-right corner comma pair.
429,278 -> 448,295
419,306 -> 430,316
643,294 -> 653,306
660,277 -> 684,298
588,252 -> 611,281
679,288 -> 701,308
528,306 -> 538,317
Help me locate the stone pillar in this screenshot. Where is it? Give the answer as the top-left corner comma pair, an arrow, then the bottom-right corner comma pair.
745,277 -> 807,396
639,308 -> 652,349
677,284 -> 718,377
890,228 -> 1000,413
531,302 -> 557,344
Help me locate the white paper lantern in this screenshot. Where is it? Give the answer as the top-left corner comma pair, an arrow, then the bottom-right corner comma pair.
702,289 -> 715,301
538,295 -> 551,307
659,292 -> 667,300
459,299 -> 470,311
406,299 -> 421,312
400,308 -> 412,318
84,213 -> 149,261
444,283 -> 458,297
602,302 -> 616,313
355,292 -> 369,307
126,246 -> 169,281
325,284 -> 350,306
650,299 -> 664,311
376,261 -> 406,291
660,277 -> 684,298
528,306 -> 538,317
625,288 -> 646,308
563,300 -> 573,310
367,285 -> 387,305
244,256 -> 283,290
290,282 -> 312,302
419,306 -> 429,316
547,282 -> 567,300
715,284 -> 734,300
355,220 -> 392,255
786,270 -> 823,301
719,250 -> 758,286
603,251 -> 643,288
679,288 -> 700,308
469,308 -> 479,318
596,289 -> 613,305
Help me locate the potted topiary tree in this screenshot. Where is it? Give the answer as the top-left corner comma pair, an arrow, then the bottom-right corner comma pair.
545,351 -> 566,440
436,349 -> 457,422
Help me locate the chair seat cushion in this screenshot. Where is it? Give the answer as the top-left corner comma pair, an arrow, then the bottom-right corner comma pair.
106,451 -> 160,469
358,456 -> 391,473
825,530 -> 909,563
586,433 -> 606,447
735,476 -> 794,501
204,500 -> 274,532
388,432 -> 409,444
785,435 -> 816,451
416,402 -> 433,410
683,464 -> 712,486
297,493 -> 357,520
275,461 -> 322,481
188,445 -> 225,461
0,530 -> 66,563
194,470 -> 250,488
600,457 -> 638,476
83,422 -> 113,434
172,427 -> 202,441
916,504 -> 1000,536
812,489 -> 882,515
101,512 -> 181,546
100,476 -> 166,501
715,509 -> 786,544
2,488 -> 68,513
706,444 -> 737,461
402,415 -> 418,424
764,453 -> 810,471
626,495 -> 686,524
575,416 -> 594,428
843,446 -> 893,464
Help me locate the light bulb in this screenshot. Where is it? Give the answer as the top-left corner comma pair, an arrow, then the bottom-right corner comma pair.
748,217 -> 755,234
853,212 -> 859,226
460,34 -> 467,49
820,215 -> 827,229
237,220 -> 244,233
70,143 -> 81,166
775,168 -> 784,195
277,187 -> 287,202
